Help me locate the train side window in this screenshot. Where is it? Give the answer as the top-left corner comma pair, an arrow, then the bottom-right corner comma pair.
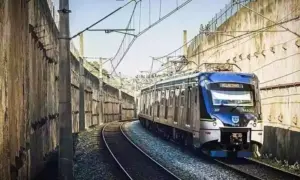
180,89 -> 185,106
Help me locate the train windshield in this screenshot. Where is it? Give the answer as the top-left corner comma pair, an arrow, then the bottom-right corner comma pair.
210,90 -> 254,107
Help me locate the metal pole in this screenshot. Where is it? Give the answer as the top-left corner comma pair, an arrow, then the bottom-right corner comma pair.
99,58 -> 103,124
79,33 -> 85,131
58,0 -> 73,179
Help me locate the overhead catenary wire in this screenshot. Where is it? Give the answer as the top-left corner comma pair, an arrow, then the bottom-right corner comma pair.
70,0 -> 137,39
110,0 -> 193,75
110,1 -> 139,77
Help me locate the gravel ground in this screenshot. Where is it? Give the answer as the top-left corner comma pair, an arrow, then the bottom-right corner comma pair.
123,121 -> 247,180
74,125 -> 127,180
219,158 -> 300,180
252,156 -> 300,176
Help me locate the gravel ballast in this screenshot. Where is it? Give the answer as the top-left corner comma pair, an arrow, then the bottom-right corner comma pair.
123,121 -> 247,180
74,125 -> 127,180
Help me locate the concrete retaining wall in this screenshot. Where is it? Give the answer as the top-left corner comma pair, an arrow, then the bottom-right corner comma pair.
188,0 -> 300,163
0,0 -> 135,179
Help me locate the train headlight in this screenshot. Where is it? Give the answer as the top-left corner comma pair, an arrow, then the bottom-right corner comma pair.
253,122 -> 257,127
213,122 -> 217,126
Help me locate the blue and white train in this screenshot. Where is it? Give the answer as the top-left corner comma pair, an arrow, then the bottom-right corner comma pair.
138,70 -> 263,158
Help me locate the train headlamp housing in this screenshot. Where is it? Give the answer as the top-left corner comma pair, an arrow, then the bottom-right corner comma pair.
210,115 -> 224,127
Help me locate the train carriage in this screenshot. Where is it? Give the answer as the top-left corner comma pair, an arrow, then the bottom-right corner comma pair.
138,66 -> 263,158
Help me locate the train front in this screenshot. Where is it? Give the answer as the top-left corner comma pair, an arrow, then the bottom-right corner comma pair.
196,73 -> 263,158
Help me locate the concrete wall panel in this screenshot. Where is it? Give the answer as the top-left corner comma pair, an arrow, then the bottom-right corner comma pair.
0,0 -> 135,179
188,0 -> 300,163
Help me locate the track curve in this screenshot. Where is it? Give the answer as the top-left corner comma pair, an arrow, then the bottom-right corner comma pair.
102,122 -> 181,180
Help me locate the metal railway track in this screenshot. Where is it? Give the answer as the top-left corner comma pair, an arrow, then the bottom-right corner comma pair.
102,122 -> 181,180
214,158 -> 300,180
136,119 -> 300,180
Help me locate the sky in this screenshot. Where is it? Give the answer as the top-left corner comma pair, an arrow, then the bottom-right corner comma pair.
54,0 -> 229,77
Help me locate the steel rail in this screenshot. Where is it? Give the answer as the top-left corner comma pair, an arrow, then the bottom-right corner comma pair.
102,123 -> 133,180
214,159 -> 263,180
120,123 -> 182,180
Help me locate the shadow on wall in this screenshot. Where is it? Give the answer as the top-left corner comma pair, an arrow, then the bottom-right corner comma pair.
262,126 -> 300,164
33,133 -> 80,180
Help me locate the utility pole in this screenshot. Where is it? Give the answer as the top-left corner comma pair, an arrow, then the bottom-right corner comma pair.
99,58 -> 103,124
58,0 -> 73,179
79,33 -> 85,131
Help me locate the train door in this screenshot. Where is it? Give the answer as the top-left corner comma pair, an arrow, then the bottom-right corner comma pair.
179,87 -> 186,127
169,89 -> 175,122
164,89 -> 169,121
157,90 -> 161,119
146,92 -> 149,115
174,87 -> 180,124
153,90 -> 158,118
150,90 -> 153,116
160,90 -> 165,121
143,92 -> 146,114
192,86 -> 200,130
186,86 -> 192,128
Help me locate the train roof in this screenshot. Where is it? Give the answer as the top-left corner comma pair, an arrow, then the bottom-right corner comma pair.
141,71 -> 257,92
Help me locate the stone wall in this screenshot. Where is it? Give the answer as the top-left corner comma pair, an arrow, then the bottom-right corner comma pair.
188,0 -> 300,163
0,0 -> 136,179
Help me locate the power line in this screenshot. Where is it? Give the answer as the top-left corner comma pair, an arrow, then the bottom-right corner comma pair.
110,0 -> 193,75
110,1 -> 139,76
70,0 -> 137,39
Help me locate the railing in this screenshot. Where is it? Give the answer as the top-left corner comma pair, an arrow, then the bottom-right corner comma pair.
188,0 -> 255,54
